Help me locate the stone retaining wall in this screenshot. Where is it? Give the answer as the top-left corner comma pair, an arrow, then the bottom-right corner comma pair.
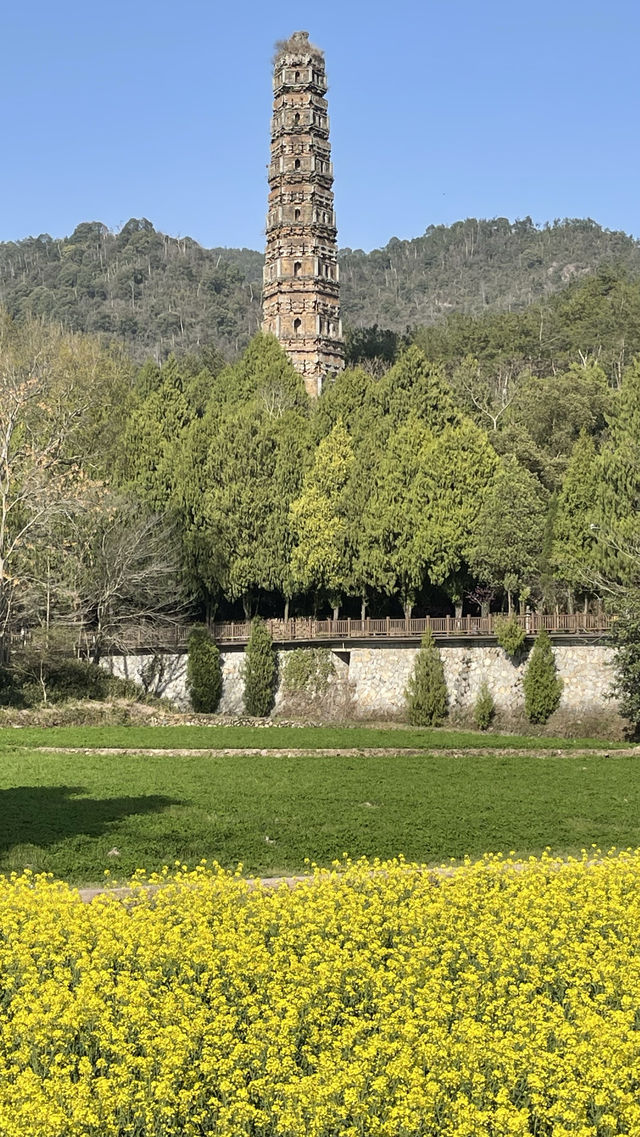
102,639 -> 617,723
347,643 -> 614,719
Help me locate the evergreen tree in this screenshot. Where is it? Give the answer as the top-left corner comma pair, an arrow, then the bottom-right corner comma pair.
289,421 -> 354,616
593,360 -> 640,583
473,681 -> 496,730
362,415 -> 429,618
212,333 -> 308,412
495,616 -> 526,656
609,600 -> 640,733
405,629 -> 448,726
118,354 -> 191,507
469,456 -> 546,605
313,366 -> 380,446
414,418 -> 498,590
551,431 -> 599,602
189,390 -> 310,616
186,627 -> 222,713
364,414 -> 497,617
523,630 -> 563,723
243,618 -> 277,717
379,345 -> 461,432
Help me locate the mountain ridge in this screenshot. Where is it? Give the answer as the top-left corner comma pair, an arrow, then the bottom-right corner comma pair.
1,215 -> 639,361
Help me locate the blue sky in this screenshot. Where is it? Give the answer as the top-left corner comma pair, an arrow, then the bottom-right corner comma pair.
2,0 -> 638,251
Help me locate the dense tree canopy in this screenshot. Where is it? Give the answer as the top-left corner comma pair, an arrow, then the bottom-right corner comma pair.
5,228 -> 640,639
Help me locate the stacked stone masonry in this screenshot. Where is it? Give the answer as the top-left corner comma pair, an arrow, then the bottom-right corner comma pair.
102,641 -> 617,721
262,31 -> 344,396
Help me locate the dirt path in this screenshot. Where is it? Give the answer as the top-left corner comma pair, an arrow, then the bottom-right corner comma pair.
29,745 -> 640,759
77,875 -> 311,903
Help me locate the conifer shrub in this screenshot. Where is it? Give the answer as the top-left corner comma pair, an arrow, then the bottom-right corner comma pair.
405,629 -> 448,726
495,615 -> 527,657
523,629 -> 563,723
609,602 -> 640,733
473,681 -> 496,731
186,627 -> 222,713
243,618 -> 277,717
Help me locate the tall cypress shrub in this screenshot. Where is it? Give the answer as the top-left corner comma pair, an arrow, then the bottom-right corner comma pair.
243,618 -> 277,717
405,628 -> 448,726
186,627 -> 222,713
523,629 -> 563,723
609,601 -> 640,732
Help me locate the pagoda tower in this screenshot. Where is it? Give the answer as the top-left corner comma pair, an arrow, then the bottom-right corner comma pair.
262,31 -> 344,397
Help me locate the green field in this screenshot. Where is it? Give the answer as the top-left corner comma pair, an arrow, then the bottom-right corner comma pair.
0,723 -> 627,752
1,745 -> 638,884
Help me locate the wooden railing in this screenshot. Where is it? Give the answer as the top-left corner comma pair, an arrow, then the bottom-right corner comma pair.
72,612 -> 611,655
209,612 -> 611,645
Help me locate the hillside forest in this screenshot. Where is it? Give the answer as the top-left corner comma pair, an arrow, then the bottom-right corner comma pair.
4,237 -> 640,659
3,216 -> 640,361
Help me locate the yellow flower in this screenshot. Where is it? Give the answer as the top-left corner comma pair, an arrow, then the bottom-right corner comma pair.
0,852 -> 639,1134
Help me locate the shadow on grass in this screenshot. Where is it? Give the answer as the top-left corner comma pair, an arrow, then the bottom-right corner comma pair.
0,786 -> 180,852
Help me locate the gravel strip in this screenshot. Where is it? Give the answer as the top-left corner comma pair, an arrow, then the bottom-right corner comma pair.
28,745 -> 640,758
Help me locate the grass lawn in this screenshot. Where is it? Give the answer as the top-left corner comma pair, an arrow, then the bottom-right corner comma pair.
0,723 -> 628,752
1,749 -> 639,884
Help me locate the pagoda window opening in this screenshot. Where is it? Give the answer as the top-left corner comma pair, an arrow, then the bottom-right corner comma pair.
293,318 -> 302,333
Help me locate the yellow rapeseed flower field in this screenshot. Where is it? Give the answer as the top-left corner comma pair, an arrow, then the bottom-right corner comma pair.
1,853 -> 640,1135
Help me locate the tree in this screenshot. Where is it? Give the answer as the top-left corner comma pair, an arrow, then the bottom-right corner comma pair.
361,416 -> 428,619
413,418 -> 498,594
211,333 -> 308,413
378,346 -> 461,432
0,315 -> 99,654
451,354 -> 522,433
593,359 -> 640,583
187,627 -> 222,713
405,629 -> 448,726
243,618 -> 276,717
313,366 -> 379,446
363,414 -> 496,618
469,457 -> 546,610
59,494 -> 189,662
179,338 -> 310,617
473,681 -> 496,730
117,354 -> 192,508
502,361 -> 610,489
495,616 -> 526,656
523,630 -> 562,723
608,602 -> 640,733
289,421 -> 354,616
343,324 -> 402,370
194,401 -> 309,617
551,432 -> 599,605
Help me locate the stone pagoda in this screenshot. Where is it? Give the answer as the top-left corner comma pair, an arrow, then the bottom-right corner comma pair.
262,31 -> 344,397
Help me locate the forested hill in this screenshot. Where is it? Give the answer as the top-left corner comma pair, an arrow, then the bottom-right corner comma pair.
1,216 -> 639,360
340,218 -> 640,328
